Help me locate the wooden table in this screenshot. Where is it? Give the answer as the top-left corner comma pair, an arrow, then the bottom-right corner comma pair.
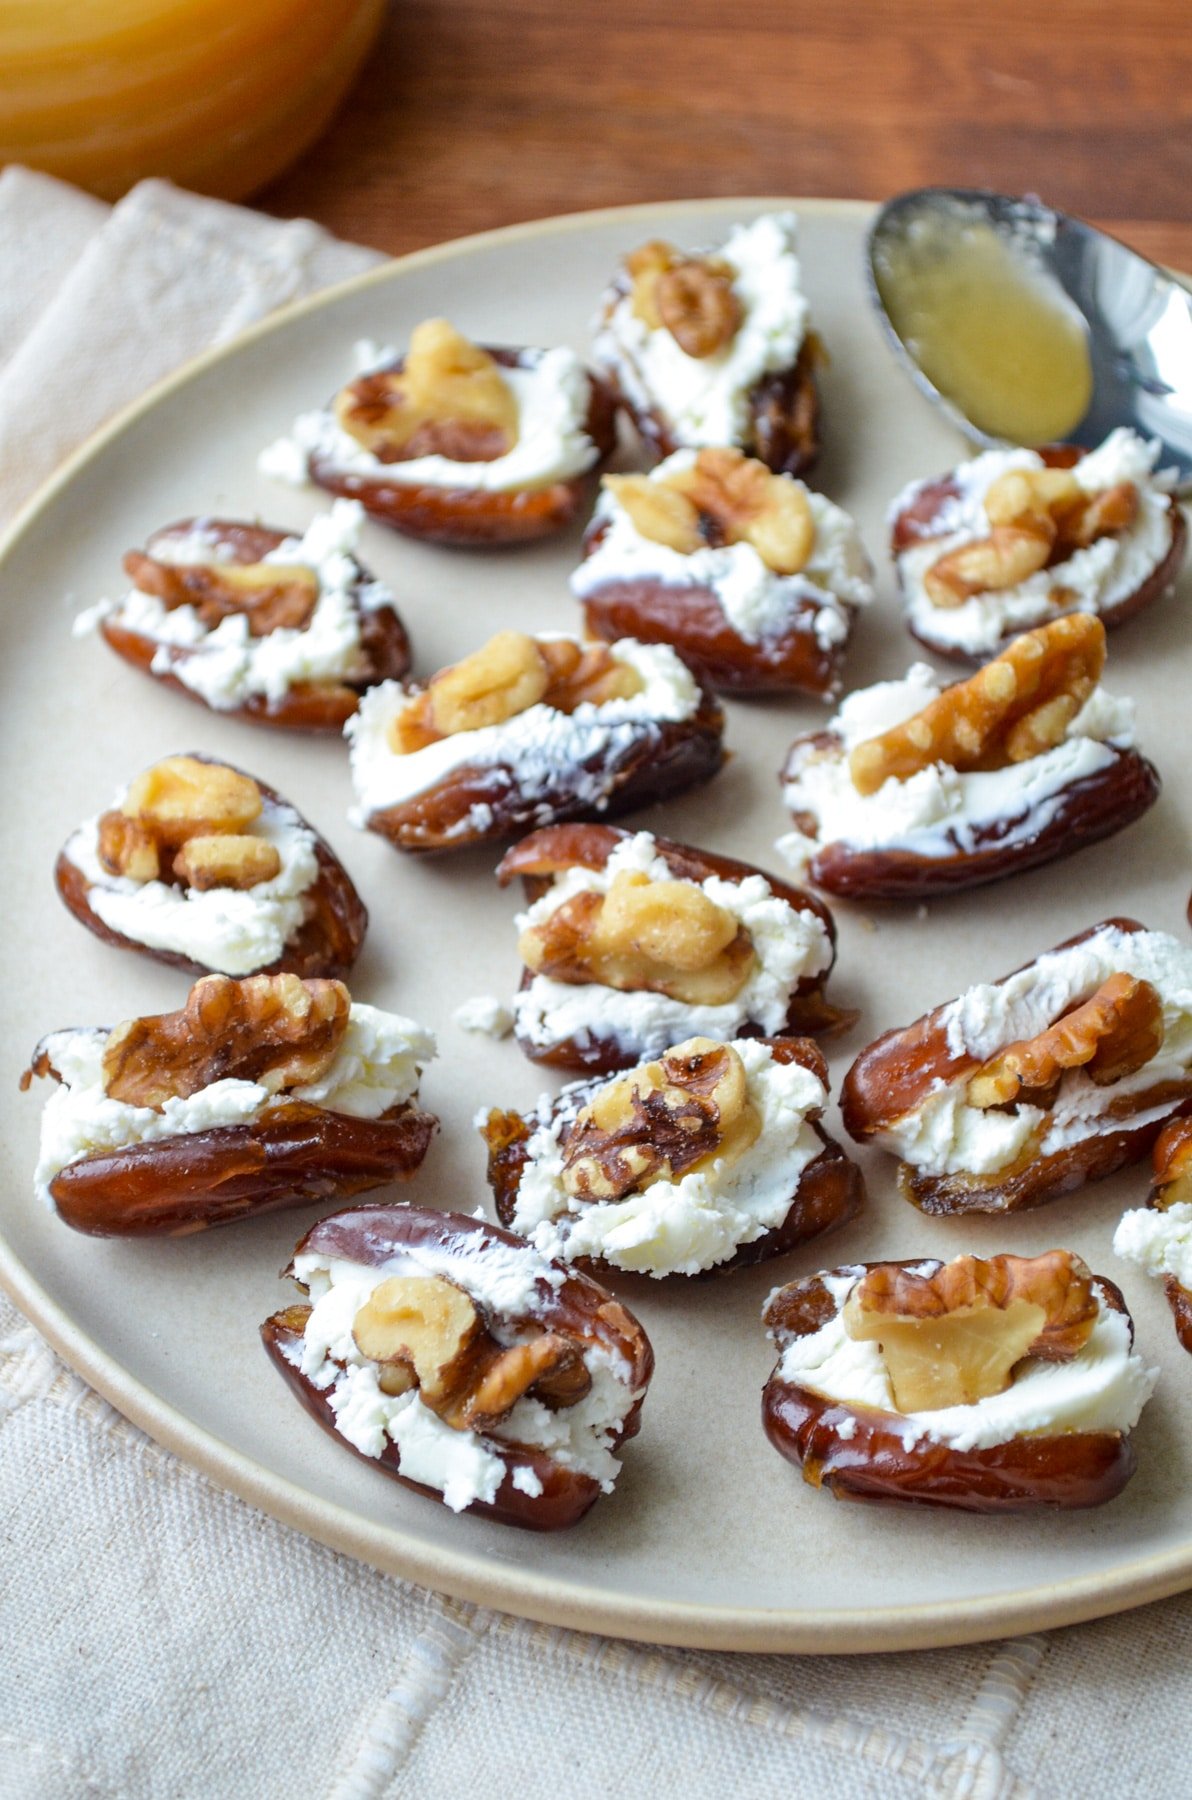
259,0 -> 1192,272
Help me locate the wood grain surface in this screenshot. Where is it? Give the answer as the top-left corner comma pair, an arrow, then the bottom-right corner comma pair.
258,0 -> 1192,269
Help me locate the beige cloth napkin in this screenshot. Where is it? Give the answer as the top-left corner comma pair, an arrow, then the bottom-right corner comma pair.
1,165 -> 1189,1800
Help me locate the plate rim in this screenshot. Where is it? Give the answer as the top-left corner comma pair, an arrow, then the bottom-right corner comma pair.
4,193 -> 1190,1655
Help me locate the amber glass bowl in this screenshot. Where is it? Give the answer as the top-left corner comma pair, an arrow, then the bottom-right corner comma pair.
0,0 -> 386,201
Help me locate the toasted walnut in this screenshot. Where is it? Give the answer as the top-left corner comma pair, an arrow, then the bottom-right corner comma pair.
350,1276 -> 591,1429
122,757 -> 263,849
333,319 -> 518,463
124,552 -> 320,635
389,636 -> 643,753
172,834 -> 282,891
843,1250 -> 1099,1412
1153,1118 -> 1192,1209
967,973 -> 1164,1110
97,811 -> 160,883
603,475 -> 704,556
519,869 -> 756,1006
848,613 -> 1105,797
561,1038 -> 760,1202
607,448 -> 814,576
625,240 -> 742,356
923,465 -> 1140,608
102,973 -> 350,1110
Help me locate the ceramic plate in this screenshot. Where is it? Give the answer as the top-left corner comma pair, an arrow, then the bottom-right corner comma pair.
3,199 -> 1190,1653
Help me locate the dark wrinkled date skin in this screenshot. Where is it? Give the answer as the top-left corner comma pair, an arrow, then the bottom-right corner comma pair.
761,1264 -> 1138,1512
260,1205 -> 654,1531
100,520 -> 412,731
841,918 -> 1192,1214
496,822 -> 851,1072
364,688 -> 726,855
54,757 -> 368,981
578,532 -> 855,700
1147,1118 -> 1192,1353
780,729 -> 1161,900
309,349 -> 618,547
890,445 -> 1189,664
481,1036 -> 865,1277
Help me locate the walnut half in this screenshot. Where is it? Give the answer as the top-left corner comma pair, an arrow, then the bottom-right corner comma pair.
606,447 -> 815,576
333,320 -> 519,464
97,757 -> 282,892
966,972 -> 1164,1109
626,241 -> 743,357
842,1250 -> 1099,1412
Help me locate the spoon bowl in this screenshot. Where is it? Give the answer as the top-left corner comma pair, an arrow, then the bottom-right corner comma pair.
868,187 -> 1192,487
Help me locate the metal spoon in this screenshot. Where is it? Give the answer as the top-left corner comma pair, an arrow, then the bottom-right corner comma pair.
867,186 -> 1192,487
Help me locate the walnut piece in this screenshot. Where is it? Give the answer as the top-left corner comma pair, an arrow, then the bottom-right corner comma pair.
1153,1118 -> 1192,1208
967,972 -> 1164,1109
102,972 -> 350,1110
124,552 -> 320,636
333,319 -> 519,464
625,240 -> 742,356
389,634 -> 643,753
519,868 -> 756,1006
606,446 -> 815,576
842,1250 -> 1099,1412
561,1037 -> 760,1202
923,465 -> 1140,608
848,613 -> 1105,797
350,1274 -> 592,1430
96,757 -> 281,895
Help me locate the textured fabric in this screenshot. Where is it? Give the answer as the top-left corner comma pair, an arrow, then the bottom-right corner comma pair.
1,168 -> 1190,1800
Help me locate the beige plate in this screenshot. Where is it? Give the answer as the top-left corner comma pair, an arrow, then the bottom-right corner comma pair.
3,198 -> 1191,1654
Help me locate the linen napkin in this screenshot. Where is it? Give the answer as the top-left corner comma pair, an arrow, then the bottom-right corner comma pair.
1,165 -> 1189,1800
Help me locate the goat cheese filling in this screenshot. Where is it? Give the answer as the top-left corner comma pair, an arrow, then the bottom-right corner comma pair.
74,500 -> 388,710
1114,1201 -> 1192,1295
513,829 -> 831,1055
593,211 -> 810,448
893,430 -> 1177,657
259,342 -> 601,494
571,448 -> 873,650
346,637 -> 702,827
287,1243 -> 638,1511
33,1006 -> 435,1204
506,1037 -> 828,1276
773,1270 -> 1156,1451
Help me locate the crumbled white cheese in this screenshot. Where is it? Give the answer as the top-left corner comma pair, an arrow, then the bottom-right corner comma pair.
510,1037 -> 827,1277
259,345 -> 601,494
64,793 -> 320,976
593,212 -> 810,448
33,1005 -> 435,1205
74,500 -> 387,711
778,660 -> 1137,861
513,828 -> 830,1056
894,430 -> 1177,656
877,924 -> 1192,1176
571,448 -> 873,651
1114,1201 -> 1192,1291
345,637 -> 701,825
453,996 -> 515,1038
776,1273 -> 1156,1451
288,1248 -> 637,1510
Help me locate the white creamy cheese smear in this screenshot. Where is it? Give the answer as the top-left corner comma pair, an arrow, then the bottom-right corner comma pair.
259,343 -> 601,494
346,637 -> 701,826
593,211 -> 810,448
512,829 -> 831,1057
877,924 -> 1192,1177
894,429 -> 1177,656
287,1246 -> 638,1511
1115,1201 -> 1192,1293
509,1036 -> 828,1276
571,448 -> 873,651
777,660 -> 1137,867
73,500 -> 388,711
33,1005 -> 436,1205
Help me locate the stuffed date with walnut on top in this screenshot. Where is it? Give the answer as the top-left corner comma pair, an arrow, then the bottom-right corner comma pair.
777,613 -> 1159,900
841,918 -> 1192,1216
481,1034 -> 863,1280
762,1250 -> 1155,1512
258,319 -> 617,546
261,1204 -> 654,1530
346,628 -> 724,854
495,822 -> 850,1074
22,973 -> 436,1236
74,499 -> 410,731
55,754 -> 367,981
